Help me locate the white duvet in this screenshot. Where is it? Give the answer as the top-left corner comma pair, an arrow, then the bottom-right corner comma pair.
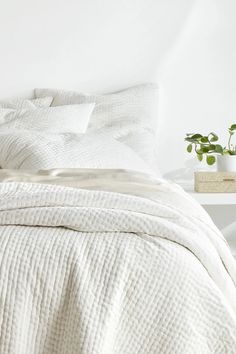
0,169 -> 236,354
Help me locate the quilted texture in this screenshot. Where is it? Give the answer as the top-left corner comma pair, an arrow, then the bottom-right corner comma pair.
34,84 -> 159,166
0,96 -> 53,109
0,103 -> 94,134
0,171 -> 235,353
0,131 -> 152,173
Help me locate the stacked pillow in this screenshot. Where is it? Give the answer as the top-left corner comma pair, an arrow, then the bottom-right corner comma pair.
0,104 -> 94,134
0,84 -> 158,174
34,84 -> 159,166
0,96 -> 95,170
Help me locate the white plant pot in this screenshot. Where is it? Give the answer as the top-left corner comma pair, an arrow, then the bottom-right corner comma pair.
217,155 -> 236,172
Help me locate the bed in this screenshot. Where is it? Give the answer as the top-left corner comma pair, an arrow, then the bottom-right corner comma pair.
0,85 -> 235,354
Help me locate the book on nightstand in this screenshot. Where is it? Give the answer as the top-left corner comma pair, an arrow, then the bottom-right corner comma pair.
195,172 -> 236,193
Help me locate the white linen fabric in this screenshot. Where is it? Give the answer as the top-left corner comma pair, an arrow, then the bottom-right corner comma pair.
34,84 -> 159,165
0,96 -> 53,109
0,170 -> 235,353
0,131 -> 153,173
0,103 -> 94,134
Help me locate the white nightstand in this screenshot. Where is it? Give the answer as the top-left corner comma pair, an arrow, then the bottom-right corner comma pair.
188,190 -> 236,206
180,184 -> 236,258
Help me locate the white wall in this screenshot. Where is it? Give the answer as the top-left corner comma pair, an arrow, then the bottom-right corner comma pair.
0,0 -> 193,98
158,0 -> 236,180
0,0 -> 235,180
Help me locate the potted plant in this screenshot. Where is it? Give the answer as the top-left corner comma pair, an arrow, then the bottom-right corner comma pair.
185,124 -> 236,172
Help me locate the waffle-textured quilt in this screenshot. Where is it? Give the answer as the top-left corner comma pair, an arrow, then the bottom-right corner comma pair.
0,169 -> 236,353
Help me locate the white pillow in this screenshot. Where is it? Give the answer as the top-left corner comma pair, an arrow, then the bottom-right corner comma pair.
0,131 -> 153,173
34,84 -> 159,166
0,103 -> 95,134
0,97 -> 53,109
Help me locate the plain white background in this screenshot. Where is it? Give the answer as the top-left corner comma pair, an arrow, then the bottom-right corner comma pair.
0,0 -> 236,180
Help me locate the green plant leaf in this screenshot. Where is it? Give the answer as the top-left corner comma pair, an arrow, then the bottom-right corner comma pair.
206,155 -> 216,165
208,132 -> 218,142
185,137 -> 195,143
198,146 -> 210,153
191,134 -> 202,140
197,154 -> 203,161
208,144 -> 216,151
187,144 -> 192,153
230,124 -> 236,131
215,144 -> 223,154
229,150 -> 236,155
200,136 -> 209,143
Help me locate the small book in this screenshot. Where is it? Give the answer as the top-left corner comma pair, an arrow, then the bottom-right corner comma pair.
195,172 -> 236,193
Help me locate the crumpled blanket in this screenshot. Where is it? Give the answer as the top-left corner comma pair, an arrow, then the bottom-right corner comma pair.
0,169 -> 236,354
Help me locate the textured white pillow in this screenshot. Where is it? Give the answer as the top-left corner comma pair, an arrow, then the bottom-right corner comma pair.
34,84 -> 159,165
0,97 -> 53,109
0,103 -> 95,134
0,131 -> 153,173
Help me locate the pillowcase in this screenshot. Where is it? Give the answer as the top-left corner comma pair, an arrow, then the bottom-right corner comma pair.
34,84 -> 159,166
0,103 -> 95,134
0,131 -> 153,173
0,97 -> 53,109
